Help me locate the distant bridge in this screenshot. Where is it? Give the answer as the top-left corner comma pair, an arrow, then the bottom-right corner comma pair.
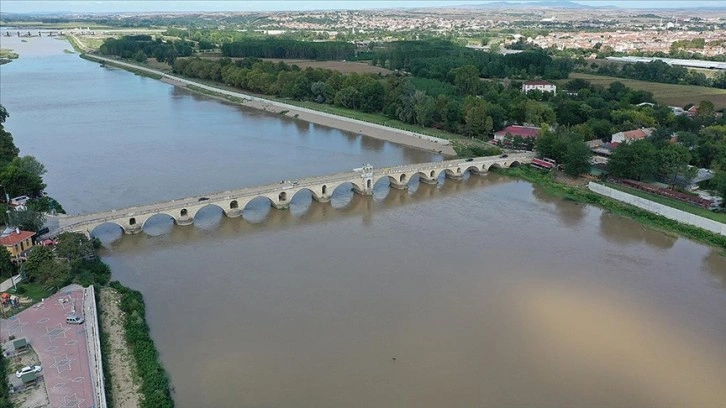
52,153 -> 534,236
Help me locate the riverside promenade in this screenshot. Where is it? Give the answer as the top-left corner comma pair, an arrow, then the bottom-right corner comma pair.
1,285 -> 106,408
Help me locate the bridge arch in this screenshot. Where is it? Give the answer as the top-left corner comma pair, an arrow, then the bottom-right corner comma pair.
509,161 -> 521,168
242,196 -> 274,223
487,163 -> 502,171
141,213 -> 176,236
462,165 -> 481,175
88,221 -> 125,240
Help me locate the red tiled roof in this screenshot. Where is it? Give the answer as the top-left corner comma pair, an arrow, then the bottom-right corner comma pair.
0,231 -> 34,247
523,80 -> 555,86
622,129 -> 649,140
494,125 -> 541,138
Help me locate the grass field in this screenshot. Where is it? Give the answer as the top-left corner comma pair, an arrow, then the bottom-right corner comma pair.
604,182 -> 726,224
566,72 -> 726,110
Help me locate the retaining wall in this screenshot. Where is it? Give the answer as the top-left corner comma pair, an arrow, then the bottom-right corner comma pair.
83,286 -> 107,408
588,182 -> 726,236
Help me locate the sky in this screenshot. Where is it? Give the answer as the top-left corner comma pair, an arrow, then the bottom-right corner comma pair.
1,0 -> 723,14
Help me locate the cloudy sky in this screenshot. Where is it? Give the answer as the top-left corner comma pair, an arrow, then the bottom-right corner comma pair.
2,0 -> 722,13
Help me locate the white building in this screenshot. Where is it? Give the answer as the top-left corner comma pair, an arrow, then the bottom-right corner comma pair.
522,80 -> 557,94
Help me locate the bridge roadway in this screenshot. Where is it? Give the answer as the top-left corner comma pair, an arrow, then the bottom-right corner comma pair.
52,153 -> 533,235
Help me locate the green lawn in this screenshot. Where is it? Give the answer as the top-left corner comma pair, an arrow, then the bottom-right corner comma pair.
604,182 -> 726,224
565,72 -> 726,110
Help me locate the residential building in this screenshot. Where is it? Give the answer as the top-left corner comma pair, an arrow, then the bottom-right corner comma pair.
611,128 -> 653,144
0,228 -> 35,259
493,125 -> 541,141
522,80 -> 556,94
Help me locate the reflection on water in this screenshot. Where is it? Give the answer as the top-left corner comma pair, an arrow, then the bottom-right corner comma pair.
599,212 -> 677,250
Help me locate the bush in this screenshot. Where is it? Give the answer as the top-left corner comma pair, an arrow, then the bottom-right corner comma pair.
109,281 -> 174,408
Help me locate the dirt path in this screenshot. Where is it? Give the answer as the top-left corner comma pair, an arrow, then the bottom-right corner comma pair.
99,287 -> 142,408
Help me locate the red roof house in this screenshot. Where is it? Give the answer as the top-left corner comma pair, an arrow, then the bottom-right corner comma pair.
493,125 -> 541,141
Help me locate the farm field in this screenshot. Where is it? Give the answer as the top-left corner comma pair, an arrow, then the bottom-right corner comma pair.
565,72 -> 726,110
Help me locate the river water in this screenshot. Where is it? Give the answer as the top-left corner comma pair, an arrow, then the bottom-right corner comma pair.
2,35 -> 726,408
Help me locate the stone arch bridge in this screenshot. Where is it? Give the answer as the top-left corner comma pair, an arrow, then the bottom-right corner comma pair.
52,153 -> 533,236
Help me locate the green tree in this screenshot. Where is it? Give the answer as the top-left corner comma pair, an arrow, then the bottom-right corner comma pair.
0,247 -> 15,279
24,245 -> 69,287
11,156 -> 46,179
8,209 -> 46,232
0,104 -> 19,166
413,91 -> 436,127
658,143 -> 692,187
608,140 -> 659,181
134,50 -> 147,63
535,129 -> 568,163
563,141 -> 592,176
359,79 -> 385,113
451,65 -> 480,95
55,232 -> 96,263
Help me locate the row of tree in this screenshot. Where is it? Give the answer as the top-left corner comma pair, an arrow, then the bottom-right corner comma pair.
582,59 -> 726,89
373,40 -> 574,81
100,35 -> 193,65
173,56 -> 701,142
221,38 -> 356,60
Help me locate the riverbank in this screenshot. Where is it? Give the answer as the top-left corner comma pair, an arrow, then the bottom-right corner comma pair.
80,53 -> 459,156
501,166 -> 726,250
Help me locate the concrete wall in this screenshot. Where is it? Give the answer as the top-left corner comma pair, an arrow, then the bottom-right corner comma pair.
588,182 -> 726,236
83,286 -> 107,408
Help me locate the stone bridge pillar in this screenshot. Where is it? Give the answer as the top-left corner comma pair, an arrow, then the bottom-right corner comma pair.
120,217 -> 143,234
389,180 -> 408,190
352,165 -> 374,196
311,185 -> 331,203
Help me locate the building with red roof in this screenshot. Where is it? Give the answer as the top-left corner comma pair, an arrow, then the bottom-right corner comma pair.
493,125 -> 541,142
611,127 -> 653,144
0,229 -> 35,259
522,80 -> 557,94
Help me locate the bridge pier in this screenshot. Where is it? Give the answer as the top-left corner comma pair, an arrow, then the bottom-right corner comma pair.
389,182 -> 408,190
312,195 -> 331,203
419,177 -> 438,185
175,217 -> 194,226
225,209 -> 243,218
445,173 -> 464,181
271,201 -> 289,210
352,186 -> 373,196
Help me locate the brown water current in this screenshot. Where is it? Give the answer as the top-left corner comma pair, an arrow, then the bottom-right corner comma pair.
2,33 -> 726,408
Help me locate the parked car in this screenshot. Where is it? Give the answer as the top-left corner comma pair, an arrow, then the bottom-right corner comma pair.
16,365 -> 41,378
500,154 -> 509,158
198,197 -> 209,201
66,315 -> 84,324
465,158 -> 474,162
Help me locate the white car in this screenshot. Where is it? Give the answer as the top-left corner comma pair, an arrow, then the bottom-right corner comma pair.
16,365 -> 41,378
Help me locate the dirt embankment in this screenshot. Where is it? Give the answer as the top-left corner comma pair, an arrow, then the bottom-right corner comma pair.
99,287 -> 142,408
